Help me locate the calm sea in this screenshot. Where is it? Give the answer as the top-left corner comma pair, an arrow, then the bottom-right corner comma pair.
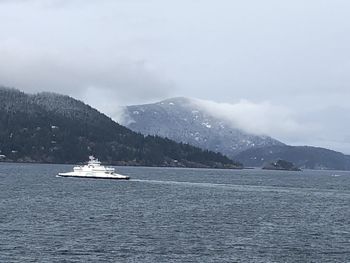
0,163 -> 350,262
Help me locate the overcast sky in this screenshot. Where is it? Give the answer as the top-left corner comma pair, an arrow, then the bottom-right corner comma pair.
1,0 -> 350,153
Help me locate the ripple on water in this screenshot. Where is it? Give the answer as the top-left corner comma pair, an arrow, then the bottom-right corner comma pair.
0,164 -> 350,262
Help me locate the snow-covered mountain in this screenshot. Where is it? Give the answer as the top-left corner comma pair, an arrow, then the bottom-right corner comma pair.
123,97 -> 284,159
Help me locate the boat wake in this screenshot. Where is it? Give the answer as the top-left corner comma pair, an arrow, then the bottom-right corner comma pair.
131,179 -> 233,188
131,179 -> 350,197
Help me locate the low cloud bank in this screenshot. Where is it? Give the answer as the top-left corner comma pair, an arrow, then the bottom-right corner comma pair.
0,45 -> 174,122
191,98 -> 350,154
192,98 -> 318,144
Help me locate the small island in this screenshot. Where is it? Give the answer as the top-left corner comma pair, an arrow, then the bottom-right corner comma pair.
262,159 -> 301,171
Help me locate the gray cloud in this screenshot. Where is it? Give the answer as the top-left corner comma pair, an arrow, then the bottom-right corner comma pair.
0,44 -> 174,117
0,0 -> 350,153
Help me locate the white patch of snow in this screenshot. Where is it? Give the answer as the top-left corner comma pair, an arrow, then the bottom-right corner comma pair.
202,122 -> 212,128
133,111 -> 140,115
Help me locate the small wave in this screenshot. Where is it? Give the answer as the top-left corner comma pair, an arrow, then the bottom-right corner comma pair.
331,174 -> 341,177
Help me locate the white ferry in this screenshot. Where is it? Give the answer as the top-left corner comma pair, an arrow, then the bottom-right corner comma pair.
58,156 -> 130,180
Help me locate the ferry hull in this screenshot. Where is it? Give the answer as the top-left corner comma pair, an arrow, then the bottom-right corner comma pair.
58,173 -> 130,180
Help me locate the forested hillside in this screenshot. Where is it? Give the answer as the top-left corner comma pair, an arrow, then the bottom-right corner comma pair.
0,87 -> 241,168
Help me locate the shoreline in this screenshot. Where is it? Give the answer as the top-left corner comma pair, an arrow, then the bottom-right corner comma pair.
0,160 -> 243,170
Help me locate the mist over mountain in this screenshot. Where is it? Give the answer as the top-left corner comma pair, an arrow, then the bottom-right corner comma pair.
2,87 -> 348,170
123,97 -> 284,159
0,87 -> 240,168
123,97 -> 350,170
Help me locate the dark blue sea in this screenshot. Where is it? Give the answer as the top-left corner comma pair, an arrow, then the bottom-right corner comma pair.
1,163 -> 350,262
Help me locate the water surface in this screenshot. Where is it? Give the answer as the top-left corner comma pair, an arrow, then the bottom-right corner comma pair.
1,163 -> 350,262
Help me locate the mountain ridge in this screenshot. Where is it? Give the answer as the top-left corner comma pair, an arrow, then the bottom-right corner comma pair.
123,97 -> 350,170
124,97 -> 284,158
0,87 -> 241,168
